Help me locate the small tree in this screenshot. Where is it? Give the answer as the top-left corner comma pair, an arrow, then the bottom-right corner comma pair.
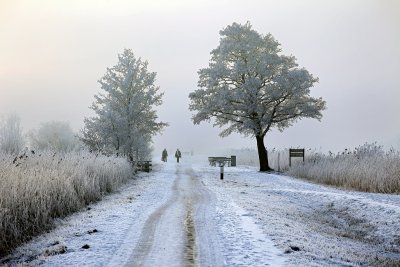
189,22 -> 326,171
0,113 -> 25,155
29,121 -> 81,152
81,49 -> 167,162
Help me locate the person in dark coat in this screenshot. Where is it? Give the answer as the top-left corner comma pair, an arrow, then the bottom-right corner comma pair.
162,148 -> 168,162
175,149 -> 181,163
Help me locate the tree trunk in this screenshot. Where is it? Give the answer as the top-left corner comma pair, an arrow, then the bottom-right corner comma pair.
256,135 -> 273,172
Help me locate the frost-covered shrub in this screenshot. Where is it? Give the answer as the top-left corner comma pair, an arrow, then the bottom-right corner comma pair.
0,150 -> 133,255
287,143 -> 400,193
0,114 -> 25,155
29,121 -> 82,153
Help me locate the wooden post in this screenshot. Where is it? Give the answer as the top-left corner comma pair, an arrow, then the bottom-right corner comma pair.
278,152 -> 280,172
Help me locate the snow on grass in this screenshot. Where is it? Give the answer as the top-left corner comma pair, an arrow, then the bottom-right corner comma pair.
2,157 -> 399,266
229,143 -> 400,193
0,150 -> 133,256
0,163 -> 175,266
194,163 -> 400,266
215,200 -> 285,266
287,145 -> 400,193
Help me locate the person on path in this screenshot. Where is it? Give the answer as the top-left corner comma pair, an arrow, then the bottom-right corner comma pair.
175,149 -> 181,163
162,149 -> 168,162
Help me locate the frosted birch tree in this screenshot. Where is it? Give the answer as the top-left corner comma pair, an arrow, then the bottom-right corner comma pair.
81,49 -> 167,162
189,22 -> 326,171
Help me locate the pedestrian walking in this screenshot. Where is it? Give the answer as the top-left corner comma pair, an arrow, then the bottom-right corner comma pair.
175,149 -> 181,163
162,148 -> 168,162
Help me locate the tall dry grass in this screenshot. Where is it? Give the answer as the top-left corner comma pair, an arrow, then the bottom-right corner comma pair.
229,143 -> 400,193
287,143 -> 400,193
0,150 -> 133,256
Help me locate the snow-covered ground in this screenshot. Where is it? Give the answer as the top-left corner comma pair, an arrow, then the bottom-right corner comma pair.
194,162 -> 400,266
1,156 -> 399,266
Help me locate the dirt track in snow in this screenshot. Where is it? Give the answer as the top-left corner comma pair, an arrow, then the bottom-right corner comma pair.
124,164 -> 220,267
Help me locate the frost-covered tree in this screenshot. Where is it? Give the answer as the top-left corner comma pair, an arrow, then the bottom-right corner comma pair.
81,49 -> 167,162
0,113 -> 25,155
189,22 -> 326,171
29,121 -> 81,152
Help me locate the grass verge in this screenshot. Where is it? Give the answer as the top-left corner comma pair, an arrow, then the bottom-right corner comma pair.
0,150 -> 133,256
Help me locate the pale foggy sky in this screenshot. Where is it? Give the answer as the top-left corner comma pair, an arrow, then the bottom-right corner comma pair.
1,0 -> 400,154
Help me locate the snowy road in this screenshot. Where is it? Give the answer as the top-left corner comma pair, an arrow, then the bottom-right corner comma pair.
2,158 -> 399,266
124,164 -> 222,266
123,163 -> 282,266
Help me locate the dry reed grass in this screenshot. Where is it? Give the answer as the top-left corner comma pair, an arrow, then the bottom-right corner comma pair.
287,144 -> 400,194
0,150 -> 133,256
230,143 -> 400,193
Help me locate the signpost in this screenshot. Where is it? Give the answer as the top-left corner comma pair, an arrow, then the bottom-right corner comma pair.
208,156 -> 236,180
289,149 -> 305,167
219,161 -> 224,180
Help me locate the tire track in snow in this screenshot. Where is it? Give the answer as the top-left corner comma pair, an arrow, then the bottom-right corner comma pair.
124,165 -> 183,267
124,163 -> 222,267
186,168 -> 224,267
184,208 -> 196,266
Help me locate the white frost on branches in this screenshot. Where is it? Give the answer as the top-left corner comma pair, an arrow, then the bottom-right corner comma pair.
189,22 -> 326,139
81,49 -> 167,162
189,22 -> 326,171
29,121 -> 81,153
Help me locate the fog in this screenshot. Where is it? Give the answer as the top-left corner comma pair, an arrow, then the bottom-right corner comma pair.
1,0 -> 400,155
